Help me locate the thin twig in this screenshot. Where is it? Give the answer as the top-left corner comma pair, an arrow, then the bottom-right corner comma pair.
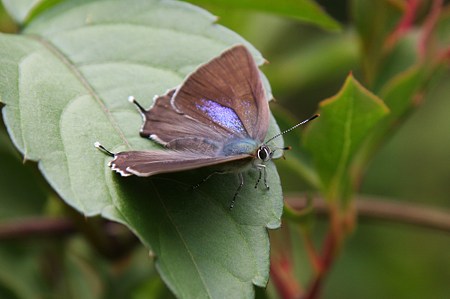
0,217 -> 74,240
2,195 -> 449,241
285,194 -> 450,233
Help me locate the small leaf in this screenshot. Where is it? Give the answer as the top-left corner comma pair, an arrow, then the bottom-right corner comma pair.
352,66 -> 424,170
303,74 -> 389,203
379,66 -> 423,122
185,0 -> 341,31
0,0 -> 283,297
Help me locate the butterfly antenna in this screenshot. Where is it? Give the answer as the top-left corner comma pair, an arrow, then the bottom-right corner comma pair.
94,142 -> 115,157
265,114 -> 319,144
269,145 -> 292,160
128,96 -> 146,113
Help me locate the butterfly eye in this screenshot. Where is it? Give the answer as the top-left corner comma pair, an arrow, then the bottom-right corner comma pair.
257,146 -> 271,162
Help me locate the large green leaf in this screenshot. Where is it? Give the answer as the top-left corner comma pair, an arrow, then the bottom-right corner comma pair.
303,74 -> 389,204
0,0 -> 283,297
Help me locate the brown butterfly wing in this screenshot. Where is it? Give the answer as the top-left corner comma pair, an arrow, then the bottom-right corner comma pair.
172,45 -> 269,143
110,150 -> 251,177
110,45 -> 267,177
139,45 -> 269,154
139,89 -> 224,155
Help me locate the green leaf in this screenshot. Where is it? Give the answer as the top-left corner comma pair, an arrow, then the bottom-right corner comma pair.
351,66 -> 424,171
185,0 -> 341,31
371,33 -> 419,92
351,0 -> 402,86
379,66 -> 423,123
0,0 -> 283,297
303,74 -> 389,204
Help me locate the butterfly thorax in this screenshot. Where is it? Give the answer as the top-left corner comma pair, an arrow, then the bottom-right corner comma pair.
220,138 -> 259,157
217,141 -> 272,174
220,138 -> 274,170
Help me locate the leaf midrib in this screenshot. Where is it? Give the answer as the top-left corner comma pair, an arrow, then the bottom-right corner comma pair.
331,89 -> 354,191
151,180 -> 213,299
30,34 -> 132,149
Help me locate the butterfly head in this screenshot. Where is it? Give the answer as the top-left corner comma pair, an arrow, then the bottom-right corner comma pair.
257,114 -> 320,162
256,144 -> 272,162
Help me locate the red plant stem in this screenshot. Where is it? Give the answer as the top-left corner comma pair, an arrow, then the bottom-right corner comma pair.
270,256 -> 303,299
440,47 -> 450,63
418,0 -> 443,59
303,205 -> 345,299
301,231 -> 322,274
385,0 -> 419,50
303,235 -> 334,299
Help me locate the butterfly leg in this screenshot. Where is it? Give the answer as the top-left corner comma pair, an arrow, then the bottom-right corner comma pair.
94,142 -> 115,157
192,171 -> 225,190
263,166 -> 269,190
254,164 -> 269,190
230,173 -> 244,210
254,168 -> 262,189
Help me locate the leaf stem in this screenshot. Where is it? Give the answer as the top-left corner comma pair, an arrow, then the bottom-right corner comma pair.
0,215 -> 139,260
0,217 -> 74,240
285,194 -> 450,233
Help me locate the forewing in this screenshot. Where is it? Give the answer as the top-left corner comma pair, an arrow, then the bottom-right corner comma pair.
139,89 -> 224,155
109,150 -> 252,177
172,45 -> 269,142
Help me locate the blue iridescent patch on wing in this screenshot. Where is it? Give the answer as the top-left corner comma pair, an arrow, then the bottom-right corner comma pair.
196,99 -> 246,134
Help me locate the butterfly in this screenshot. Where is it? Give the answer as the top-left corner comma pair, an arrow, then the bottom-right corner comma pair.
96,45 -> 318,208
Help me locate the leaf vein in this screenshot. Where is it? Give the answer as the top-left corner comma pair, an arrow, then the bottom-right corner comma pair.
151,180 -> 213,298
30,34 -> 132,149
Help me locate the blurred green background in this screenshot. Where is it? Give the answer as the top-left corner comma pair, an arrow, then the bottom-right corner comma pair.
1,0 -> 449,298
211,2 -> 450,298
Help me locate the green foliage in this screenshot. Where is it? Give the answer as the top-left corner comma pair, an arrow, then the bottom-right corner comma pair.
184,0 -> 341,31
304,75 -> 389,204
1,0 -> 449,298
